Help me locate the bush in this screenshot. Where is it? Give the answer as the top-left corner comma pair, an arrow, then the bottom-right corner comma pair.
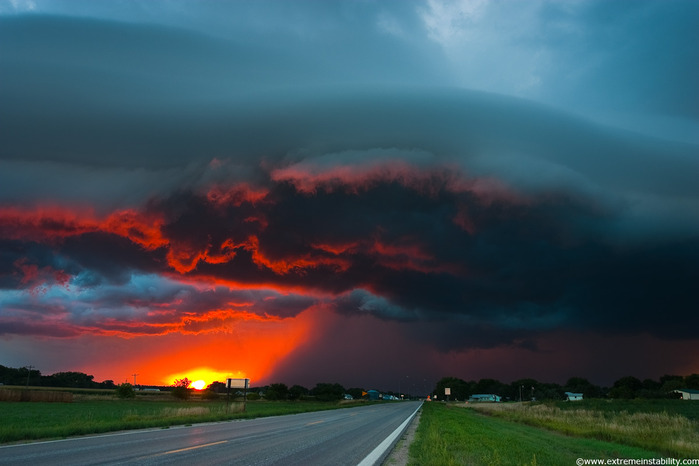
200,390 -> 220,400
116,383 -> 136,399
171,387 -> 190,400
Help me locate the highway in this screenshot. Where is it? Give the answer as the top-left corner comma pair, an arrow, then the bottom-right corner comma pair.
0,401 -> 421,465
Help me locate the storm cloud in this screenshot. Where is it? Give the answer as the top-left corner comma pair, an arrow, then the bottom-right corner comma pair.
1,1 -> 697,387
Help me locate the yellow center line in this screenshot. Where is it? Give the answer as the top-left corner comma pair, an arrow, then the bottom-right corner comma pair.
306,420 -> 324,426
159,440 -> 228,456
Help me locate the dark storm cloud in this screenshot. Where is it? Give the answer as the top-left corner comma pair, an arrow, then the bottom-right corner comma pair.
4,148 -> 690,344
1,4 -> 698,356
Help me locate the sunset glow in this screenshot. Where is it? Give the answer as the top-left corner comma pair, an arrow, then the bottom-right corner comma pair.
191,380 -> 206,390
1,1 -> 698,390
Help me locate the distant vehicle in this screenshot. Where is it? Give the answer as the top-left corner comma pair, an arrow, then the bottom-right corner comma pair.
343,394 -> 353,400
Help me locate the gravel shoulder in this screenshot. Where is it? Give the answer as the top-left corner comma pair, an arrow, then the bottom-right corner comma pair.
382,407 -> 422,465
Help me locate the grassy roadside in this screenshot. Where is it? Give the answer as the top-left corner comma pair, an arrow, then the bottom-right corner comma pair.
472,401 -> 699,458
409,402 -> 666,466
0,399 -> 365,444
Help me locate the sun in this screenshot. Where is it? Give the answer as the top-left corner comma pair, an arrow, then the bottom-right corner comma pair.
191,379 -> 206,390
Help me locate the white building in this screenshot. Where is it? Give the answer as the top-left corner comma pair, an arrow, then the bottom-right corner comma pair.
469,394 -> 501,402
673,389 -> 699,400
565,392 -> 583,401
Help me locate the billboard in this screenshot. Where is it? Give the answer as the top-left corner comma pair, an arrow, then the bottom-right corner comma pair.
227,378 -> 250,389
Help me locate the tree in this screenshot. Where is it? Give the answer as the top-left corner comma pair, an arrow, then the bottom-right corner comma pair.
265,383 -> 289,401
175,378 -> 191,387
434,377 -> 470,401
660,375 -> 684,393
684,374 -> 699,389
288,385 -> 309,400
0,365 -> 40,386
171,377 -> 192,400
44,371 -> 95,388
206,381 -> 227,394
639,378 -> 662,398
310,383 -> 345,401
100,380 -> 117,389
116,382 -> 136,399
509,379 -> 539,402
609,376 -> 642,399
474,378 -> 506,399
564,377 -> 602,399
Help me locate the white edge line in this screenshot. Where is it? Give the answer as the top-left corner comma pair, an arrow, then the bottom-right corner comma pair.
0,426 -> 182,449
356,402 -> 423,466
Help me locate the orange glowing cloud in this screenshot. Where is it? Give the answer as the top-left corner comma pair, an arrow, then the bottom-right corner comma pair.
165,237 -> 253,274
311,241 -> 359,255
0,205 -> 99,242
101,210 -> 168,250
0,205 -> 166,249
131,307 -> 316,386
246,235 -> 351,274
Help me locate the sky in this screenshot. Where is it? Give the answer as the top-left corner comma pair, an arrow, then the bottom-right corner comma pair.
1,0 -> 698,392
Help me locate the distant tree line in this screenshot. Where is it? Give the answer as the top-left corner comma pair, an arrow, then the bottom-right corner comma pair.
207,381 -> 363,402
5,364 -> 696,402
431,374 -> 699,401
0,365 -> 116,389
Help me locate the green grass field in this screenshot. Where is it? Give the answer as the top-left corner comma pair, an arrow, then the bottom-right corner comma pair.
554,398 -> 699,421
409,402 -> 670,466
471,399 -> 699,458
0,397 -> 364,444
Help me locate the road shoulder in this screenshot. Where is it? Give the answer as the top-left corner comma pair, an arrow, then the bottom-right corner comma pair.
382,407 -> 421,465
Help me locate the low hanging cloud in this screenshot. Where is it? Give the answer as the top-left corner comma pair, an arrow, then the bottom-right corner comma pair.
2,117 -> 697,347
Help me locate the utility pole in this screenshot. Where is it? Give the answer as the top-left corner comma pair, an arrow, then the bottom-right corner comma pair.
25,365 -> 34,388
132,373 -> 139,387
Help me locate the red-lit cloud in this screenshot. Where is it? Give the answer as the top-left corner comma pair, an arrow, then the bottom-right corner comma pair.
0,206 -> 166,249
1,150 -> 698,388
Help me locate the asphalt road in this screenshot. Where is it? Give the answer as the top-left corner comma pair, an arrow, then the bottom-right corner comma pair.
0,401 -> 422,465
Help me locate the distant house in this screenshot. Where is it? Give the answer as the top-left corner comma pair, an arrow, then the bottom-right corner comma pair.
565,392 -> 583,401
673,389 -> 699,400
469,394 -> 501,402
